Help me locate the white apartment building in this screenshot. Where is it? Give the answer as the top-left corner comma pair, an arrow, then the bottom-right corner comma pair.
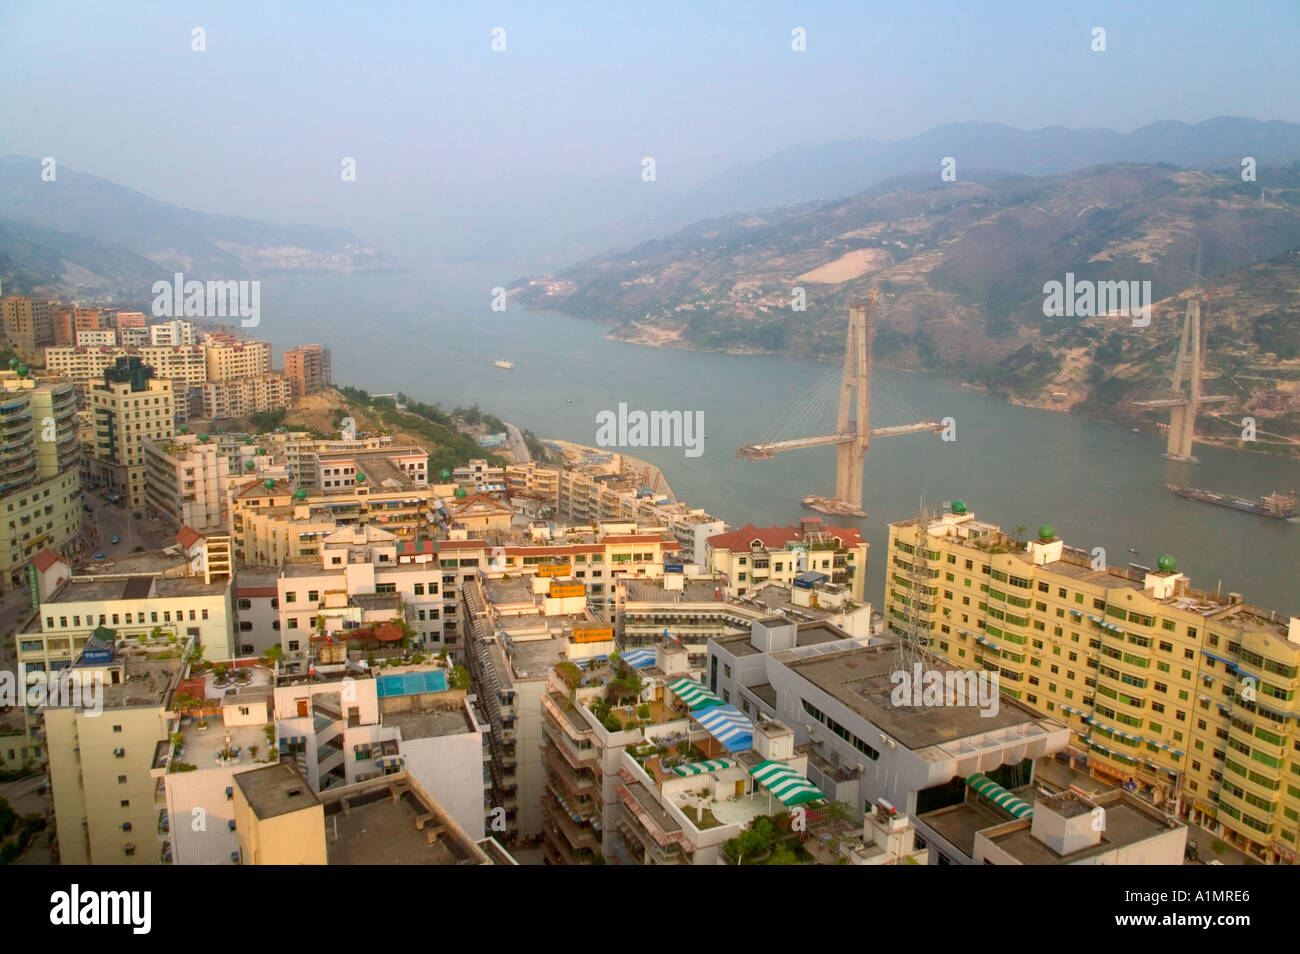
149,319 -> 197,347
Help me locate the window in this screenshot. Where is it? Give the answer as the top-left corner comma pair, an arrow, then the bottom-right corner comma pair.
120,799 -> 130,807
117,775 -> 127,784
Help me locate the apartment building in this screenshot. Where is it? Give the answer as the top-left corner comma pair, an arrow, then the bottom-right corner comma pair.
204,333 -> 271,382
271,524 -> 449,661
43,645 -> 185,865
278,432 -> 394,492
87,357 -> 175,509
51,306 -> 102,347
201,374 -> 293,420
230,464 -> 439,566
537,641 -> 694,863
885,501 -> 1300,864
149,319 -> 196,346
1,296 -> 54,356
0,371 -> 82,582
461,572 -> 614,841
283,344 -> 331,399
45,343 -> 207,389
76,329 -> 117,346
706,518 -> 868,602
143,434 -> 232,531
113,311 -> 147,334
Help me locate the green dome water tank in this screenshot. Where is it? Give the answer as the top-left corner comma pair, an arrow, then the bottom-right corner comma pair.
16,365 -> 27,377
180,425 -> 189,433
1158,554 -> 1177,572
244,461 -> 256,470
7,358 -> 17,368
199,433 -> 208,441
295,488 -> 307,500
951,500 -> 967,514
439,469 -> 451,481
263,478 -> 276,490
1038,525 -> 1054,541
356,473 -> 366,483
454,487 -> 467,499
256,448 -> 266,455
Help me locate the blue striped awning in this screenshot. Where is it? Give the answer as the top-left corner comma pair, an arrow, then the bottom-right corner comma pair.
620,649 -> 656,669
693,703 -> 754,752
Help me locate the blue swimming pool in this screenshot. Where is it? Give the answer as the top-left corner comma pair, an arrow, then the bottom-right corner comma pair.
376,670 -> 449,698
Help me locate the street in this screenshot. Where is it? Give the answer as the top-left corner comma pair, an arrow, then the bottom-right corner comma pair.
504,421 -> 531,463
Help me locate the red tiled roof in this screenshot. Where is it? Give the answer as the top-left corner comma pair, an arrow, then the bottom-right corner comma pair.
234,587 -> 277,598
176,526 -> 202,548
32,548 -> 63,572
707,523 -> 863,551
316,621 -> 404,643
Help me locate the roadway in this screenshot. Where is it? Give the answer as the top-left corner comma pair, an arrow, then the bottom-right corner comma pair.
503,421 -> 531,463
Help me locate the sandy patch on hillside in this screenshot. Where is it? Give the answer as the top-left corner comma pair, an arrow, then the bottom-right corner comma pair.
795,248 -> 891,284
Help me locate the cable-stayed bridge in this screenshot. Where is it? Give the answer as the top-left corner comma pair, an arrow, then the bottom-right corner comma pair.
736,292 -> 944,517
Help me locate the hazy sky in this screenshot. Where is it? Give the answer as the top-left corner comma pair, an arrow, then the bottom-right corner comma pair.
3,0 -> 1298,268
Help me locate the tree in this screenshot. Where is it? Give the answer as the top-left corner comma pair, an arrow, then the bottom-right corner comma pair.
449,665 -> 471,691
260,644 -> 283,667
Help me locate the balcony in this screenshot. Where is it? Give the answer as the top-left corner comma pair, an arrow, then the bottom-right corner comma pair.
542,716 -> 597,770
543,743 -> 600,799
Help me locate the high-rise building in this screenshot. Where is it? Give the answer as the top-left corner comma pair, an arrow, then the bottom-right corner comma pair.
283,344 -> 331,399
149,319 -> 196,347
42,650 -> 185,865
51,306 -> 100,346
87,357 -> 175,509
205,333 -> 271,382
1,296 -> 55,356
0,370 -> 82,584
113,311 -> 147,334
885,502 -> 1300,865
201,374 -> 292,420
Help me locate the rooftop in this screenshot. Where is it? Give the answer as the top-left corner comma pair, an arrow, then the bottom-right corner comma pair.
321,775 -> 486,865
235,762 -> 320,820
383,703 -> 477,740
782,642 -> 1046,750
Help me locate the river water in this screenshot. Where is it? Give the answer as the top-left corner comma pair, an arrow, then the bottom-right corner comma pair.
254,266 -> 1300,617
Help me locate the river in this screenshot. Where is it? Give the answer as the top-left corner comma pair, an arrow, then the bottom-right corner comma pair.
253,266 -> 1300,618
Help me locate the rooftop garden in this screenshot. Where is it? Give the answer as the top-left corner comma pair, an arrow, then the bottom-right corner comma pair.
721,814 -> 817,865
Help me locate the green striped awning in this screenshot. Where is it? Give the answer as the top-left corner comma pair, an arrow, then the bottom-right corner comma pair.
671,758 -> 736,777
749,760 -> 824,806
669,677 -> 725,711
966,772 -> 1034,820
